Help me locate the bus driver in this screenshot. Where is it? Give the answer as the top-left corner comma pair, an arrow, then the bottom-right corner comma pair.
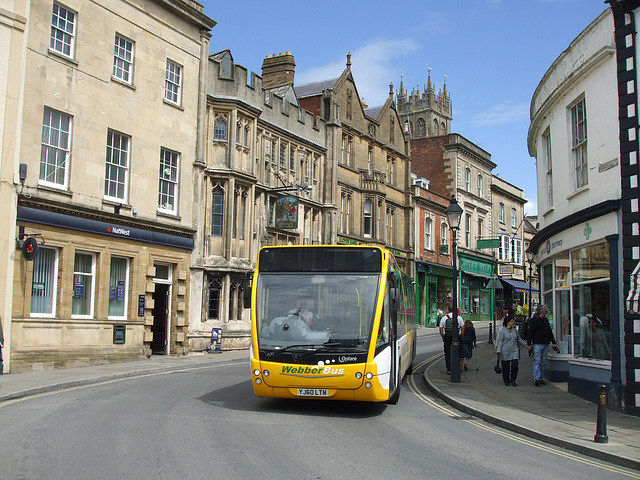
288,297 -> 314,325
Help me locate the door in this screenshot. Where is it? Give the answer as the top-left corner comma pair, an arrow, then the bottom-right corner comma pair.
151,284 -> 169,354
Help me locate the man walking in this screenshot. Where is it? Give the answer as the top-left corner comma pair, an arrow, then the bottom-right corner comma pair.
439,306 -> 465,375
526,305 -> 558,386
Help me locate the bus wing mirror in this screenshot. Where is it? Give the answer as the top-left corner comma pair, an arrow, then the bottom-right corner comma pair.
390,287 -> 400,312
243,276 -> 253,309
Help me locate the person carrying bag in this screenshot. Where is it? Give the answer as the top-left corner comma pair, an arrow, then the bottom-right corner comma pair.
496,315 -> 527,386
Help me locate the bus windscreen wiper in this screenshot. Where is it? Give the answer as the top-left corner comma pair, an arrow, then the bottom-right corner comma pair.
264,344 -> 323,357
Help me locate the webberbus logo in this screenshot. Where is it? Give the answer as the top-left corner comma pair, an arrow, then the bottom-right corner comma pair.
107,226 -> 131,236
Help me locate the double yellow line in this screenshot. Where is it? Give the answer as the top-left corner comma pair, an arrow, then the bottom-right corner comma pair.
407,356 -> 640,478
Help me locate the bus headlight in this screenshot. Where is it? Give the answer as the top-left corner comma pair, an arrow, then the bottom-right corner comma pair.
365,372 -> 373,380
255,378 -> 262,385
365,382 -> 372,389
253,369 -> 261,376
263,370 -> 270,377
355,372 -> 363,379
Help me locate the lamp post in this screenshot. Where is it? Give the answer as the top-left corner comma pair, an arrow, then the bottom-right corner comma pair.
446,195 -> 464,383
525,247 -> 535,321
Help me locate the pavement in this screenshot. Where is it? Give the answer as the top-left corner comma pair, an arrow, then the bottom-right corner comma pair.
0,325 -> 638,471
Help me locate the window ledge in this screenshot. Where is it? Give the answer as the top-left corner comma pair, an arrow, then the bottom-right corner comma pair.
566,185 -> 589,201
37,183 -> 73,197
48,49 -> 78,65
567,357 -> 611,370
163,99 -> 183,111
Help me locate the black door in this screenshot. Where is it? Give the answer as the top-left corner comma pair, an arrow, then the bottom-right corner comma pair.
151,284 -> 169,354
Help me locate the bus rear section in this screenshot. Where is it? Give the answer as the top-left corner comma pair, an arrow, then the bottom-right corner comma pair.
249,245 -> 414,403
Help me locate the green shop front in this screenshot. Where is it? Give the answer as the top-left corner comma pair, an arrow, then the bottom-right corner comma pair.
457,253 -> 494,322
415,261 -> 453,327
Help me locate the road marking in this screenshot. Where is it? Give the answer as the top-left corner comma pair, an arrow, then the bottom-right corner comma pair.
407,358 -> 640,479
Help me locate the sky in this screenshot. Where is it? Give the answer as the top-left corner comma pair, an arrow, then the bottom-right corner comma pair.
199,0 -> 610,217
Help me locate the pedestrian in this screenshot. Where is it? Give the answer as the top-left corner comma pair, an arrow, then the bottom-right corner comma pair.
439,306 -> 465,375
526,304 -> 558,386
496,315 -> 527,386
460,320 -> 476,371
514,301 -> 524,316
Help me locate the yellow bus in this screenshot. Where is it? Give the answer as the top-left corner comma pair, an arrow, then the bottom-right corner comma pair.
248,245 -> 416,403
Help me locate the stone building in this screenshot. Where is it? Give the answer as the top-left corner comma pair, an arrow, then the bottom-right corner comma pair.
396,71 -> 452,138
410,133 -> 497,323
295,54 -> 414,273
7,0 -> 215,372
491,175 -> 535,315
187,51 -> 328,351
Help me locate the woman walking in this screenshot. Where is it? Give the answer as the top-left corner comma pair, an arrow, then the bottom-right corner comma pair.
460,320 -> 476,371
496,315 -> 527,386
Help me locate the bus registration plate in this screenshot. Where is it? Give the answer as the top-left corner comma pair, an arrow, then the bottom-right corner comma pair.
297,388 -> 329,397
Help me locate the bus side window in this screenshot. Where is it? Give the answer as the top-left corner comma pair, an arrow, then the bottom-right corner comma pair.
377,289 -> 390,347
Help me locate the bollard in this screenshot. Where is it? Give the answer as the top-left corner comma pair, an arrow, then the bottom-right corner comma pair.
594,384 -> 608,443
488,323 -> 493,344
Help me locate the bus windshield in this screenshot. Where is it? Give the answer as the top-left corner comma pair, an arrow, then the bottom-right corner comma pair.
255,272 -> 380,351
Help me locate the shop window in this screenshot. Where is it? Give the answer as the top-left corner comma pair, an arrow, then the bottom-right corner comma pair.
540,243 -> 611,358
31,247 -> 58,317
108,256 -> 129,318
72,252 -> 95,318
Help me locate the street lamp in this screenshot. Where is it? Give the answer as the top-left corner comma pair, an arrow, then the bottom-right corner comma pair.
525,247 -> 535,321
446,195 -> 463,383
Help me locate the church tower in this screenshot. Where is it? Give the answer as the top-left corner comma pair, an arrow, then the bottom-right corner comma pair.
396,69 -> 452,138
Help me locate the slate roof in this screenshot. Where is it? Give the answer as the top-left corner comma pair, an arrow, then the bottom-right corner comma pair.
364,105 -> 383,119
294,78 -> 339,98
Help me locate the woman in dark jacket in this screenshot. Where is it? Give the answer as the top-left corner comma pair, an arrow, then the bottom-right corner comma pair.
460,320 -> 476,371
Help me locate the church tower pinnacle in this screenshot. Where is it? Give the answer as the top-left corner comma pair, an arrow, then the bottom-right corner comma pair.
395,68 -> 452,139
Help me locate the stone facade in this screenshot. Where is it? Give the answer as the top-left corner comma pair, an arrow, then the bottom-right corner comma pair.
187,51 -> 328,351
7,0 -> 214,372
296,55 -> 415,273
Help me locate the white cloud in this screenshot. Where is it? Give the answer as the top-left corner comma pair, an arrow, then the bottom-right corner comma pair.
471,102 -> 529,127
524,195 -> 538,217
296,38 -> 419,107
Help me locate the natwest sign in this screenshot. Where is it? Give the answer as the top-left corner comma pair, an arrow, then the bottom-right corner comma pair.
107,226 -> 131,236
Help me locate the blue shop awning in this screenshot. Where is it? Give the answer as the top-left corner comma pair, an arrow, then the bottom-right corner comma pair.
501,278 -> 538,293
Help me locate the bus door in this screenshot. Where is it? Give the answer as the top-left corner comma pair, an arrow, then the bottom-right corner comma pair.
389,283 -> 400,398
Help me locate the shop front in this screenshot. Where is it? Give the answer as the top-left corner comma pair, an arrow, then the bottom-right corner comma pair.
415,262 -> 453,327
457,253 -> 494,323
533,211 -> 620,404
11,206 -> 194,372
497,263 -> 539,317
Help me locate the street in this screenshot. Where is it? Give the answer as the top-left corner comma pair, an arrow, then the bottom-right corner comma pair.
0,334 -> 636,480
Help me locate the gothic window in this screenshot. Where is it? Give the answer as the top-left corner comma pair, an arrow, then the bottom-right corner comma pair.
212,186 -> 224,236
214,118 -> 227,140
207,276 -> 222,319
416,118 -> 426,137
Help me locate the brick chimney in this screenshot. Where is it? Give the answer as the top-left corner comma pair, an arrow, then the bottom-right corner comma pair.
262,52 -> 295,89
